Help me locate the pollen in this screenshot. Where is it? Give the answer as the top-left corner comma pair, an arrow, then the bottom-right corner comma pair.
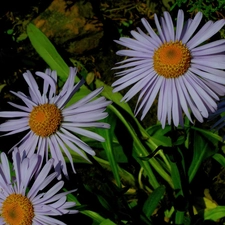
153,41 -> 191,78
1,194 -> 34,225
29,103 -> 62,137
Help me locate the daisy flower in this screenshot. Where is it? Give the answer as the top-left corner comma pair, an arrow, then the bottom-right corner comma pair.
0,67 -> 111,177
0,149 -> 77,225
112,9 -> 225,128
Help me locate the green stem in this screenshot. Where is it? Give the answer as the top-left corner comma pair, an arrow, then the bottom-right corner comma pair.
138,167 -> 144,189
150,157 -> 173,188
132,116 -> 172,172
175,211 -> 185,225
109,104 -> 173,189
133,140 -> 160,189
145,137 -> 172,172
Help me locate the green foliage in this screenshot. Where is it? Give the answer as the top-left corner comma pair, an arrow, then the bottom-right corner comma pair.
142,185 -> 166,219
172,0 -> 225,20
27,23 -> 72,83
97,110 -> 122,188
203,206 -> 225,221
188,132 -> 217,183
26,21 -> 225,225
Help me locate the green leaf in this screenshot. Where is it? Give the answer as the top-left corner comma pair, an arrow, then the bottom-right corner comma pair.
95,79 -> 133,116
0,84 -> 6,93
146,124 -> 171,136
97,109 -> 121,188
204,206 -> 225,221
173,135 -> 186,146
169,156 -> 183,195
191,126 -> 222,145
27,23 -> 75,82
213,153 -> 225,167
142,185 -> 165,218
146,125 -> 172,151
96,195 -> 111,211
98,143 -> 128,163
99,219 -> 117,225
149,136 -> 172,148
188,132 -> 216,183
7,29 -> 14,35
108,104 -> 173,188
65,192 -> 107,223
93,156 -> 135,187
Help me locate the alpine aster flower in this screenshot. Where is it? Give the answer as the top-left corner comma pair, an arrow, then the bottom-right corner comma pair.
112,10 -> 225,128
0,149 -> 77,225
0,67 -> 111,177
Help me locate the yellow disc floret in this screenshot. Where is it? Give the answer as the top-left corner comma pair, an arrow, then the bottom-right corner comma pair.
29,103 -> 62,137
153,41 -> 191,78
1,194 -> 34,225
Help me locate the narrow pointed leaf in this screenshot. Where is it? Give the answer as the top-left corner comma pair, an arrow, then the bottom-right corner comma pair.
27,23 -> 77,82
142,185 -> 165,218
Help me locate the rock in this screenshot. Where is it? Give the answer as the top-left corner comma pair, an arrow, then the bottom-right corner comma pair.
33,0 -> 103,55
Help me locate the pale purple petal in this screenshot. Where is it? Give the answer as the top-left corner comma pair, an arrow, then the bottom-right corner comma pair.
0,111 -> 29,117
56,132 -> 91,160
136,27 -> 159,48
160,17 -> 171,42
175,9 -> 184,40
54,134 -> 76,173
23,71 -> 43,104
142,17 -> 162,45
63,125 -> 104,142
0,66 -> 109,177
48,135 -> 68,178
0,118 -> 28,132
35,71 -> 57,96
181,11 -> 202,43
191,39 -> 225,55
10,91 -> 37,108
191,56 -> 225,69
164,11 -> 175,41
187,19 -> 225,49
0,150 -> 76,224
154,13 -> 166,43
8,102 -> 31,112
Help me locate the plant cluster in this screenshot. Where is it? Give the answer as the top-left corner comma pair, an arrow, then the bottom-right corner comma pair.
0,7 -> 225,225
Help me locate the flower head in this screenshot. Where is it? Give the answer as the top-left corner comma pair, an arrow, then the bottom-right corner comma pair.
0,67 -> 111,177
0,149 -> 77,225
112,10 -> 225,127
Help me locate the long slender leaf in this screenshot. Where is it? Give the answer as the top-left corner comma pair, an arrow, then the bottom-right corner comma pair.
204,206 -> 225,221
97,109 -> 121,188
66,192 -> 107,223
142,185 -> 165,218
188,132 -> 216,183
213,153 -> 225,167
27,23 -> 77,82
100,219 -> 117,225
191,127 -> 222,144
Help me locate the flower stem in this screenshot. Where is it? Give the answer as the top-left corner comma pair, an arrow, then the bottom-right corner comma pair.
109,104 -> 173,189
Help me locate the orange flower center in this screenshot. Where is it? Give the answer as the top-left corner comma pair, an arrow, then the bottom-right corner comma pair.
29,103 -> 62,137
1,194 -> 34,225
153,41 -> 191,78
